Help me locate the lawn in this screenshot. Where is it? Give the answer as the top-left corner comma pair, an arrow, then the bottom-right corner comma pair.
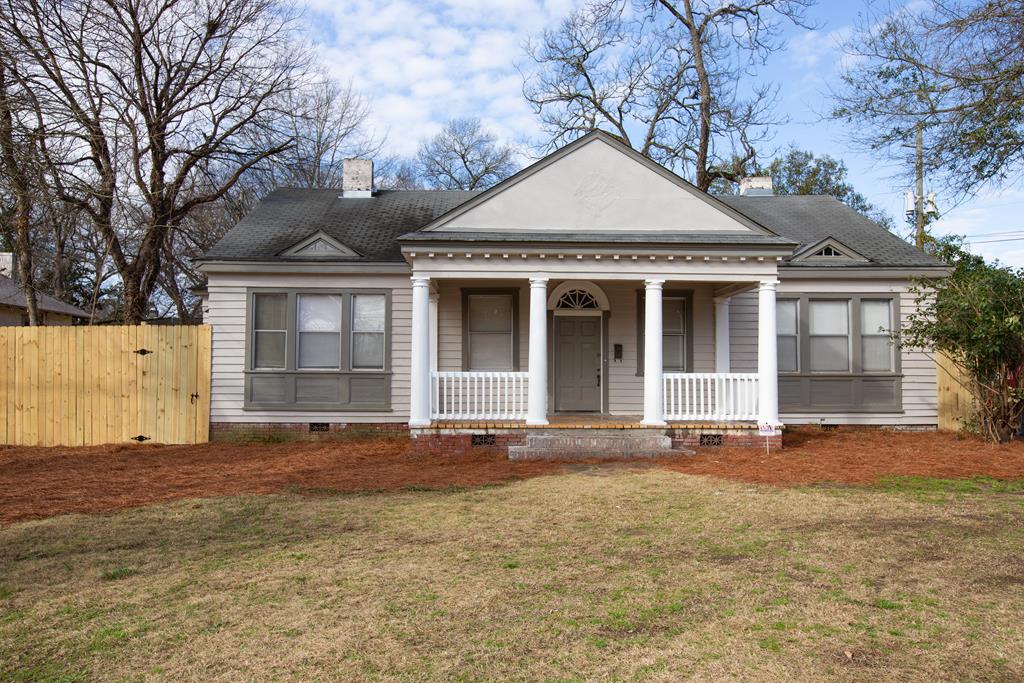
3,464 -> 1024,681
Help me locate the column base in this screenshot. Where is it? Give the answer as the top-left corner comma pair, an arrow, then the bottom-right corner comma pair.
526,417 -> 549,426
640,419 -> 667,427
408,418 -> 432,428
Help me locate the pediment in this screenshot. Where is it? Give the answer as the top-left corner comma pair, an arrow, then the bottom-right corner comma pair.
422,131 -> 773,236
791,236 -> 870,264
279,231 -> 360,258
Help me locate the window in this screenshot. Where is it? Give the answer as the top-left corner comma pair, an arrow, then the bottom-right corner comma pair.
861,299 -> 894,372
465,293 -> 515,370
351,294 -> 386,370
776,299 -> 798,372
809,299 -> 850,372
245,289 -> 391,411
253,293 -> 287,369
636,289 -> 692,374
663,297 -> 687,371
297,294 -> 342,369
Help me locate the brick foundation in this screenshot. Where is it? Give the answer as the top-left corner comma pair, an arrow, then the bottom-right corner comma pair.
670,429 -> 783,449
210,422 -> 408,443
408,431 -> 527,456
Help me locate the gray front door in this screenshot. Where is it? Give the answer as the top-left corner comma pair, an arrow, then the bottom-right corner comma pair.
555,315 -> 602,412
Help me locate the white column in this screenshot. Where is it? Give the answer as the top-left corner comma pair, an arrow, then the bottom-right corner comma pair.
428,288 -> 439,374
527,278 -> 549,425
409,276 -> 432,427
715,296 -> 731,373
757,279 -> 781,428
642,279 -> 666,426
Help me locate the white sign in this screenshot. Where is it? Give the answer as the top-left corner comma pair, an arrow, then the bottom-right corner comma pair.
758,423 -> 775,437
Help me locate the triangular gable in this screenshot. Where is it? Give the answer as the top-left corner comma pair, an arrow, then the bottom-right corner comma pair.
422,130 -> 775,235
279,231 -> 360,258
791,236 -> 870,264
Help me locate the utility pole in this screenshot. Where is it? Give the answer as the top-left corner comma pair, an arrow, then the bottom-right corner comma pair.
915,122 -> 925,249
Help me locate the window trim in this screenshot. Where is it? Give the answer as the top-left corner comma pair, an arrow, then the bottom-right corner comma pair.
461,288 -> 521,371
776,292 -> 903,414
251,292 -> 289,370
636,289 -> 694,375
244,287 -> 392,412
776,298 -> 800,374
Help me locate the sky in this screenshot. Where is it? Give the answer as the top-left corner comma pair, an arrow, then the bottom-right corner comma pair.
302,0 -> 1024,267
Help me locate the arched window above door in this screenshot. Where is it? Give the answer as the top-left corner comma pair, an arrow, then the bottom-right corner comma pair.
546,280 -> 610,310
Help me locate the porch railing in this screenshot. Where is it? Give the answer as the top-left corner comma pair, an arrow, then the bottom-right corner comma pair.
431,371 -> 529,421
663,373 -> 759,421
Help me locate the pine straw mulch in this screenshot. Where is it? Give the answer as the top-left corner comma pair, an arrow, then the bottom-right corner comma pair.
1,427 -> 1023,524
663,426 -> 1024,486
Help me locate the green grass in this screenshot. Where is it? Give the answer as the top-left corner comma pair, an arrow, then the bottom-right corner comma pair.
2,470 -> 1024,681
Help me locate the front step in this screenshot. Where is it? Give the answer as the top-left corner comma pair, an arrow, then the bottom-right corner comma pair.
507,429 -> 694,461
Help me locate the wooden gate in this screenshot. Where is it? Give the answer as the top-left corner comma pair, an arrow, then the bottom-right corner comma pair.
936,351 -> 977,431
0,325 -> 211,446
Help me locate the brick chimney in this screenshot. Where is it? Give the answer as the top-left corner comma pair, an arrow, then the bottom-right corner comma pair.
739,176 -> 773,196
342,158 -> 373,198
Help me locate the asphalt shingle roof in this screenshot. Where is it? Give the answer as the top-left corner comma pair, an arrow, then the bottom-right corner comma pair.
0,273 -> 89,318
200,188 -> 479,262
720,195 -> 945,268
200,188 -> 945,269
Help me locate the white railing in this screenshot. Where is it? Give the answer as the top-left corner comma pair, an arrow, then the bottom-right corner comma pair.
431,371 -> 529,420
663,373 -> 759,421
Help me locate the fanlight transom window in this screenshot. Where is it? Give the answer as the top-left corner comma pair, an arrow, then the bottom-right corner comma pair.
556,288 -> 600,310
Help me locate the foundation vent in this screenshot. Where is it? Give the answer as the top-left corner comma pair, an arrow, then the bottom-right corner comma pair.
309,422 -> 330,433
471,434 -> 497,447
699,434 -> 724,448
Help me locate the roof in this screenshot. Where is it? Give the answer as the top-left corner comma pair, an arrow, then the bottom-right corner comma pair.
719,196 -> 945,268
0,274 -> 89,318
199,188 -> 479,262
199,143 -> 944,271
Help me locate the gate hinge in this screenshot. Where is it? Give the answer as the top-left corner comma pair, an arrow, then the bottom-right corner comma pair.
133,348 -> 153,356
131,434 -> 151,442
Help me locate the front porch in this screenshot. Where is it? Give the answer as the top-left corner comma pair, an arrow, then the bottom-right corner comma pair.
405,271 -> 784,436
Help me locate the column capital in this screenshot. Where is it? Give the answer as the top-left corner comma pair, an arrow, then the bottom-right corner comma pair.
644,278 -> 666,289
529,277 -> 549,287
758,279 -> 779,291
410,275 -> 431,288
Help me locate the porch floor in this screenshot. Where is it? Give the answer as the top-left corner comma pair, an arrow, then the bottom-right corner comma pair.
424,415 -> 759,430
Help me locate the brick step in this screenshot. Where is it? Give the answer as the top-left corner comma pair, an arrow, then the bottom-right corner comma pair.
508,429 -> 695,460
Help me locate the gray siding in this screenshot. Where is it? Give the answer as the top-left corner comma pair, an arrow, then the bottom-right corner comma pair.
206,272 -> 411,423
729,279 -> 937,426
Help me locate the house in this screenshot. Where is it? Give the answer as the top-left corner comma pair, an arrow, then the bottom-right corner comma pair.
0,253 -> 89,325
197,131 -> 949,455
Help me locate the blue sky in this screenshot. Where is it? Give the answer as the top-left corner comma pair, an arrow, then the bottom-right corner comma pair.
303,0 -> 1024,266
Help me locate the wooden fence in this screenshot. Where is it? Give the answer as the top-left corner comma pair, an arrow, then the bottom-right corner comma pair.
0,325 -> 211,446
936,351 -> 977,431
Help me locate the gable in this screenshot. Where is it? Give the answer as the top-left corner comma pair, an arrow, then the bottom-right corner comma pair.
791,236 -> 870,264
279,231 -> 360,258
424,132 -> 770,235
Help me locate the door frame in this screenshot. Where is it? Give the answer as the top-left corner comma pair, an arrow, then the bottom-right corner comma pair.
550,310 -> 608,414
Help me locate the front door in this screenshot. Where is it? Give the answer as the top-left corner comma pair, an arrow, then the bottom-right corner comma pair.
555,315 -> 602,412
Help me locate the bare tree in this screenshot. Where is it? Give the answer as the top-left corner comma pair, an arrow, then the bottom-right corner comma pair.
375,154 -> 423,191
830,1 -> 1024,200
416,118 -> 518,190
0,0 -> 314,323
523,0 -> 815,190
0,63 -> 40,323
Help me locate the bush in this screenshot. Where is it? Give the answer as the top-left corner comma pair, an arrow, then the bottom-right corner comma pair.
903,237 -> 1024,442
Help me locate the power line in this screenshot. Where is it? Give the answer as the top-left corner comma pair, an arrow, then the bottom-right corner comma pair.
966,237 -> 1024,245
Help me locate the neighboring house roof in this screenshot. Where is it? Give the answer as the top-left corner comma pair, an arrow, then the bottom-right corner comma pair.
0,273 -> 89,318
720,196 -> 945,268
